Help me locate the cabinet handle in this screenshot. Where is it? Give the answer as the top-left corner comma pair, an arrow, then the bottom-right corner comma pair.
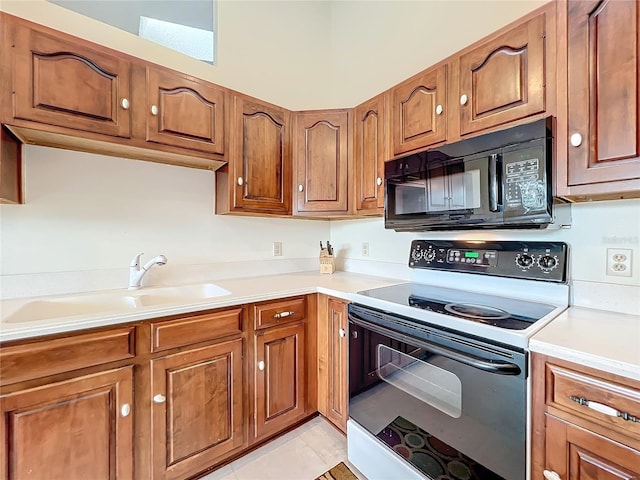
339,328 -> 346,338
569,396 -> 640,422
258,361 -> 265,371
435,104 -> 443,115
543,470 -> 561,480
150,105 -> 159,116
237,177 -> 244,186
376,177 -> 383,186
298,184 -> 304,192
570,133 -> 583,147
153,394 -> 166,404
120,403 -> 131,417
459,94 -> 468,106
274,311 -> 295,319
120,98 -> 130,110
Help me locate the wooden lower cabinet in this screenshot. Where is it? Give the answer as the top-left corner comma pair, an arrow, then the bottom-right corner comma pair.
545,414 -> 640,480
253,322 -> 306,440
318,296 -> 348,433
150,338 -> 244,480
0,366 -> 134,480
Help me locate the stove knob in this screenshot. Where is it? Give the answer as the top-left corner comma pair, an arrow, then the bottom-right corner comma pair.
538,255 -> 558,271
424,249 -> 436,262
515,253 -> 535,269
411,249 -> 424,261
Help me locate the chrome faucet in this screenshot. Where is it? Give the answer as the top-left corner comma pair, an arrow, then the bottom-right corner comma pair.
128,253 -> 167,289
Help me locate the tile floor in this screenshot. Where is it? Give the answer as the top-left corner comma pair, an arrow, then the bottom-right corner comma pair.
200,417 -> 366,480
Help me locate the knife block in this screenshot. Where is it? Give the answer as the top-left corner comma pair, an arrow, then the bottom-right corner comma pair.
319,248 -> 335,274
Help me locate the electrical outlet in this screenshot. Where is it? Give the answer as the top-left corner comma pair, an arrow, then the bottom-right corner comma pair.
362,242 -> 369,257
606,248 -> 632,277
273,242 -> 282,257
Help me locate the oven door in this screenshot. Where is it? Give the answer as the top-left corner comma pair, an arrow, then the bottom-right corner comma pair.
348,304 -> 527,480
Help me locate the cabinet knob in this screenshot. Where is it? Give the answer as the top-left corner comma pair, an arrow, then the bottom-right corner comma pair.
120,403 -> 131,417
459,94 -> 468,106
153,394 -> 166,404
150,105 -> 159,116
376,177 -> 383,186
237,177 -> 244,186
570,133 -> 583,147
120,98 -> 130,110
543,470 -> 561,480
435,104 -> 443,115
298,184 -> 304,192
352,330 -> 358,339
339,328 -> 346,338
258,361 -> 265,371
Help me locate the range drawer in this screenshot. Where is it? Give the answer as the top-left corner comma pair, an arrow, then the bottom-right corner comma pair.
0,327 -> 135,385
254,296 -> 306,330
546,363 -> 640,440
150,307 -> 243,352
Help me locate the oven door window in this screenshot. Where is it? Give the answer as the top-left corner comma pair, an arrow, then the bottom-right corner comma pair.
377,344 -> 462,418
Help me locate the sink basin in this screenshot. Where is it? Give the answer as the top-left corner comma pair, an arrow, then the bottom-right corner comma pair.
2,283 -> 232,324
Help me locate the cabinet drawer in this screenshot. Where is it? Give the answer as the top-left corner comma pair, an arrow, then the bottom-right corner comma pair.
0,327 -> 135,385
546,363 -> 640,440
151,308 -> 243,352
254,297 -> 306,330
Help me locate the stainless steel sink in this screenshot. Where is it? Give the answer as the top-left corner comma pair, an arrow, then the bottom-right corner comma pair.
2,283 -> 232,323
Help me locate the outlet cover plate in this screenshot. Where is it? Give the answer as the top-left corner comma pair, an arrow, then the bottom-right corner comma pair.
606,248 -> 632,277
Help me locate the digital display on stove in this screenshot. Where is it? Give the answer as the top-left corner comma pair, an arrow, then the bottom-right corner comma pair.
465,252 -> 479,258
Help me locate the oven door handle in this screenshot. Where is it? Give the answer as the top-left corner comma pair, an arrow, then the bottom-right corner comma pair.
349,313 -> 522,376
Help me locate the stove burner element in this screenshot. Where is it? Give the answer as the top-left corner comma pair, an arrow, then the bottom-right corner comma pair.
444,303 -> 510,320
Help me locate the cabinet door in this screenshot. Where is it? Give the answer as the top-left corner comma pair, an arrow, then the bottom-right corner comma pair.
145,67 -> 225,155
391,65 -> 447,155
566,0 -> 640,189
354,95 -> 385,214
545,415 -> 640,480
150,339 -> 244,480
325,298 -> 348,433
11,22 -> 131,138
254,323 -> 306,440
228,95 -> 291,214
0,367 -> 133,480
294,110 -> 350,214
458,12 -> 546,136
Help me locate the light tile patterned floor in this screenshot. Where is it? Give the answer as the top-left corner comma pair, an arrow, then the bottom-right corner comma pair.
200,417 -> 366,480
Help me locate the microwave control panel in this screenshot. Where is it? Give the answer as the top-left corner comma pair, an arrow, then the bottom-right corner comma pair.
502,140 -> 550,218
409,240 -> 567,283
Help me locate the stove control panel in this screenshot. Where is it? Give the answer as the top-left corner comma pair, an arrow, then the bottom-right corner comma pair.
409,240 -> 568,283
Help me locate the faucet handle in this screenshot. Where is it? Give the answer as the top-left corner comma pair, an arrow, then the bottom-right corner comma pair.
130,252 -> 144,267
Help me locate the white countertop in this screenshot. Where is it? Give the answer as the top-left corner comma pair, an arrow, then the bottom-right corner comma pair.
530,306 -> 640,381
0,271 -> 401,342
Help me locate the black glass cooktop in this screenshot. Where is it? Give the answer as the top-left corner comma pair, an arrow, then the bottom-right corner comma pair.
359,283 -> 557,330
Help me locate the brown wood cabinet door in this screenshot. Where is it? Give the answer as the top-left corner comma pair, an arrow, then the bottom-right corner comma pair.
325,298 -> 348,433
294,110 -> 350,214
545,415 -> 640,480
145,67 -> 225,155
458,12 -> 546,136
0,367 -> 133,480
354,95 -> 385,214
10,22 -> 131,138
150,339 -> 244,480
254,322 -> 306,440
229,95 -> 291,214
566,0 -> 640,188
391,65 -> 447,155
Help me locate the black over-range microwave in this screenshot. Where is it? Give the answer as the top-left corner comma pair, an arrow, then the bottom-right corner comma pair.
385,117 -> 568,231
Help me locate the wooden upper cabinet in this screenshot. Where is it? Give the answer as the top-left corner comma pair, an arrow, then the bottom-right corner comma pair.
564,0 -> 640,194
391,65 -> 447,155
145,67 -> 225,155
294,110 -> 350,215
354,95 -> 386,214
151,339 -> 244,480
457,12 -> 546,136
0,367 -> 134,480
218,94 -> 291,215
10,21 -> 132,138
